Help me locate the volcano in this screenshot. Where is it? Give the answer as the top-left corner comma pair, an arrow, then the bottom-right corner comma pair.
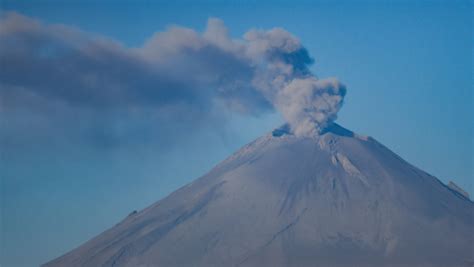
44,124 -> 473,267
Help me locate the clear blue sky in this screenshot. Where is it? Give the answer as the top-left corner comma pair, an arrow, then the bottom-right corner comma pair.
1,1 -> 472,266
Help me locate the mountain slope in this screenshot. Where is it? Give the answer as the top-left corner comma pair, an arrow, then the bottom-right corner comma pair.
44,124 -> 474,267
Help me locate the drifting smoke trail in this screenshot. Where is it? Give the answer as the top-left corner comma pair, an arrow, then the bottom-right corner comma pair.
0,14 -> 347,137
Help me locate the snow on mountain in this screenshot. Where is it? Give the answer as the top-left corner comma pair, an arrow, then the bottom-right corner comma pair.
43,123 -> 474,267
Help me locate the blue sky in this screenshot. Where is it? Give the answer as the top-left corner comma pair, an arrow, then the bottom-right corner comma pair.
1,1 -> 472,266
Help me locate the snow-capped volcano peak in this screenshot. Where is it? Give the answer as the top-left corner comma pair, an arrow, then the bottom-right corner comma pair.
44,124 -> 474,267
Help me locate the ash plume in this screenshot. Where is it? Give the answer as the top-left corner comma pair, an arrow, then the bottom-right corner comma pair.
242,27 -> 347,135
0,13 -> 347,142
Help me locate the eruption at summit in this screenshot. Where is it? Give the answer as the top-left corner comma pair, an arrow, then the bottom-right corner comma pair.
1,14 -> 346,137
2,13 -> 470,267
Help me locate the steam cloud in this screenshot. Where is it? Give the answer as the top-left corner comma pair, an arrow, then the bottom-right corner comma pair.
0,13 -> 346,138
